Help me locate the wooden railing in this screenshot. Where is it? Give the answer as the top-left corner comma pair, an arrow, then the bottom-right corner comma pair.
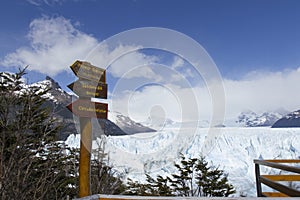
254,159 -> 300,197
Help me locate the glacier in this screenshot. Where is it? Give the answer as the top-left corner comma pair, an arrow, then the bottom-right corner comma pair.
65,127 -> 300,197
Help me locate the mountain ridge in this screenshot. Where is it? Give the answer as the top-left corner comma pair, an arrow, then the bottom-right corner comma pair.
272,109 -> 300,128
235,110 -> 285,127
0,72 -> 155,139
2,72 -> 300,133
44,76 -> 156,139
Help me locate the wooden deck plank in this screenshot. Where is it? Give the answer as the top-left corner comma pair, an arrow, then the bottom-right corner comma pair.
262,192 -> 289,197
262,175 -> 300,181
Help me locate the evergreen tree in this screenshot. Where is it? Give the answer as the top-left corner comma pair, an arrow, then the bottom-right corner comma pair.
170,154 -> 198,196
124,154 -> 235,197
171,154 -> 235,197
125,178 -> 150,196
0,69 -> 127,199
195,156 -> 235,197
146,174 -> 173,196
0,69 -> 78,199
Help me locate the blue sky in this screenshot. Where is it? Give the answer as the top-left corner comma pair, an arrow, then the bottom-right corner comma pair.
2,0 -> 300,77
1,0 -> 300,121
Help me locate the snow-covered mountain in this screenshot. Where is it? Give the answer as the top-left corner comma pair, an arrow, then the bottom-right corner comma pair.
66,127 -> 300,197
108,111 -> 155,134
0,72 -> 66,101
43,77 -> 154,135
141,116 -> 177,130
139,110 -> 287,129
0,72 -> 154,138
42,76 -> 155,137
233,109 -> 300,128
272,109 -> 300,128
235,110 -> 284,127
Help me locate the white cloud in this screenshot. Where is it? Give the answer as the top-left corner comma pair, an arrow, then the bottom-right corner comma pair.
26,0 -> 66,6
110,67 -> 300,123
170,55 -> 197,80
223,68 -> 300,117
110,83 -> 212,123
84,43 -> 161,80
1,16 -> 98,76
0,16 -> 157,78
109,50 -> 158,79
171,56 -> 184,69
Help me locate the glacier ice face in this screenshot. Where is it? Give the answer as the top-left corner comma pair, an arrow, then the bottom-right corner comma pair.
65,127 -> 300,197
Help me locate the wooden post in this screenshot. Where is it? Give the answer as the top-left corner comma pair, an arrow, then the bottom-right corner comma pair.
67,60 -> 108,197
255,163 -> 262,197
79,116 -> 92,197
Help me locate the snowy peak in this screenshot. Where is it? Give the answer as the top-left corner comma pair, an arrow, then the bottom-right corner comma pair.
30,76 -> 72,104
140,116 -> 177,130
0,72 -> 70,103
0,72 -> 155,137
108,111 -> 156,134
46,76 -> 61,89
283,110 -> 300,120
236,110 -> 284,127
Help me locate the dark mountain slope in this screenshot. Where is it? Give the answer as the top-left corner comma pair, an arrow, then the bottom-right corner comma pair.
272,110 -> 300,128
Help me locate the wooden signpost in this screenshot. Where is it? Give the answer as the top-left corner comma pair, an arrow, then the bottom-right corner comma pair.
70,60 -> 106,83
67,99 -> 108,119
67,60 -> 108,197
67,79 -> 107,99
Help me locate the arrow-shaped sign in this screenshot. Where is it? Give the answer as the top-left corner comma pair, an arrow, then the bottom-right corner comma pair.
68,79 -> 107,99
70,60 -> 106,83
67,99 -> 108,119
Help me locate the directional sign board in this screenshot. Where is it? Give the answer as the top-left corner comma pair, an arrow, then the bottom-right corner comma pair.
67,60 -> 108,197
68,79 -> 107,99
70,60 -> 106,83
67,99 -> 108,119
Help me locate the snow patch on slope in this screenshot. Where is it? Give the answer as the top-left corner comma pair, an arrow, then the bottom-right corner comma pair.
108,111 -> 155,134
